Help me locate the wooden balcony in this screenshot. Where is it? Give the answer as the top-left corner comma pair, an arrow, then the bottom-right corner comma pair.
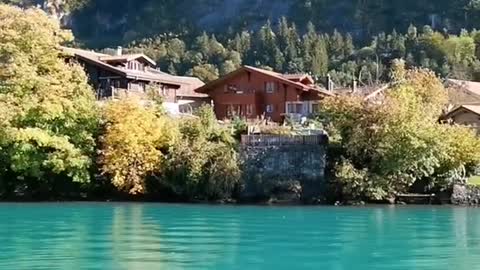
96,88 -> 143,100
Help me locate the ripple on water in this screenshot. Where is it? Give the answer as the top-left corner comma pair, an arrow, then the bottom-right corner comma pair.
1,204 -> 480,270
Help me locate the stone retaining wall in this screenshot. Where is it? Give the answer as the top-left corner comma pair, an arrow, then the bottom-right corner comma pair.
239,135 -> 327,203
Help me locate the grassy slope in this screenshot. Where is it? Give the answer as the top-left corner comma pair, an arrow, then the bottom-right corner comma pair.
469,176 -> 480,186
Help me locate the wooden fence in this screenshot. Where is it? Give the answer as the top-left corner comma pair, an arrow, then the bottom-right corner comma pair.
241,134 -> 327,146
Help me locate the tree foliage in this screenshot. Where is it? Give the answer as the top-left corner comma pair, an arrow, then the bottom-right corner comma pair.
98,102 -> 240,200
0,4 -> 98,197
117,16 -> 480,86
319,67 -> 480,201
162,105 -> 240,200
99,98 -> 178,195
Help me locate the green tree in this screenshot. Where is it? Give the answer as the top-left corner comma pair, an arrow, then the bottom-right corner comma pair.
162,105 -> 240,200
329,29 -> 345,62
443,35 -> 476,65
254,20 -> 284,70
0,4 -> 98,197
220,60 -> 237,75
229,31 -> 251,56
187,64 -> 219,82
310,36 -> 329,77
319,67 -> 480,201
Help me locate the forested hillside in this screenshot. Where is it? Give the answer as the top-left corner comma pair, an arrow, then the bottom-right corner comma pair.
70,0 -> 480,47
123,20 -> 480,86
5,0 -> 480,85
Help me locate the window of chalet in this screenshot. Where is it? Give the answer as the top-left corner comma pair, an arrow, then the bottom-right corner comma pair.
128,82 -> 146,92
227,104 -> 238,117
266,104 -> 274,113
287,103 -> 295,114
265,82 -> 277,93
161,86 -> 169,96
127,61 -> 145,71
286,102 -> 308,114
226,104 -> 233,117
311,103 -> 320,114
296,103 -> 303,114
246,104 -> 253,116
227,104 -> 251,117
225,84 -> 244,94
112,80 -> 121,88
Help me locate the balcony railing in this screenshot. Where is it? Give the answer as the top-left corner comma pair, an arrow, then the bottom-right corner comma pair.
96,88 -> 141,100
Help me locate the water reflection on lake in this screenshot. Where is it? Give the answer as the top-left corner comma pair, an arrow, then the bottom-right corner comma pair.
1,204 -> 480,270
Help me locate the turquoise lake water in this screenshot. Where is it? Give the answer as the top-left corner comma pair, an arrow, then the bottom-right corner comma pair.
1,204 -> 480,270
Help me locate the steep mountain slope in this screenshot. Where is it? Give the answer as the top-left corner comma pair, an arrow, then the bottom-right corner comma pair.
68,0 -> 480,47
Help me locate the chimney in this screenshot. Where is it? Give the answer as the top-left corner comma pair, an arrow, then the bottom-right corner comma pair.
116,46 -> 123,56
352,79 -> 358,93
326,74 -> 334,91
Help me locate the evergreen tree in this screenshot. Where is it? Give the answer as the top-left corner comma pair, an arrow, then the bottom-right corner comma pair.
255,20 -> 284,70
344,33 -> 355,57
310,36 -> 329,77
329,29 -> 345,63
195,32 -> 210,58
220,60 -> 236,75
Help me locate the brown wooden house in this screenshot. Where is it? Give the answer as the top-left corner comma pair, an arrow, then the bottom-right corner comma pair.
62,47 -> 209,113
443,104 -> 480,134
195,66 -> 333,122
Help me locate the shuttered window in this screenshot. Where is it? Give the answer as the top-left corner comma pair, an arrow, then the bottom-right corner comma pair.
265,82 -> 276,93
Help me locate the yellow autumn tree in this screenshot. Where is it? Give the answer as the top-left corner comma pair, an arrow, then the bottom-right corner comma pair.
99,98 -> 178,194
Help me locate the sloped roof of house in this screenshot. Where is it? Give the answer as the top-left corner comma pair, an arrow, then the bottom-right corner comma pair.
147,69 -> 207,98
195,65 -> 333,96
282,74 -> 308,80
445,78 -> 480,105
331,83 -> 390,101
282,73 -> 315,84
60,47 -> 109,58
463,104 -> 480,115
173,76 -> 207,98
444,104 -> 480,118
446,79 -> 480,97
61,46 -> 181,88
99,54 -> 156,66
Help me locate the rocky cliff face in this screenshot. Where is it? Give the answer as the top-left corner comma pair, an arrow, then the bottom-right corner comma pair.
4,0 -> 82,26
42,0 -> 70,23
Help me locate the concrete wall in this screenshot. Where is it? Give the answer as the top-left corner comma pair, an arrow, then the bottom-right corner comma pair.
240,135 -> 328,203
